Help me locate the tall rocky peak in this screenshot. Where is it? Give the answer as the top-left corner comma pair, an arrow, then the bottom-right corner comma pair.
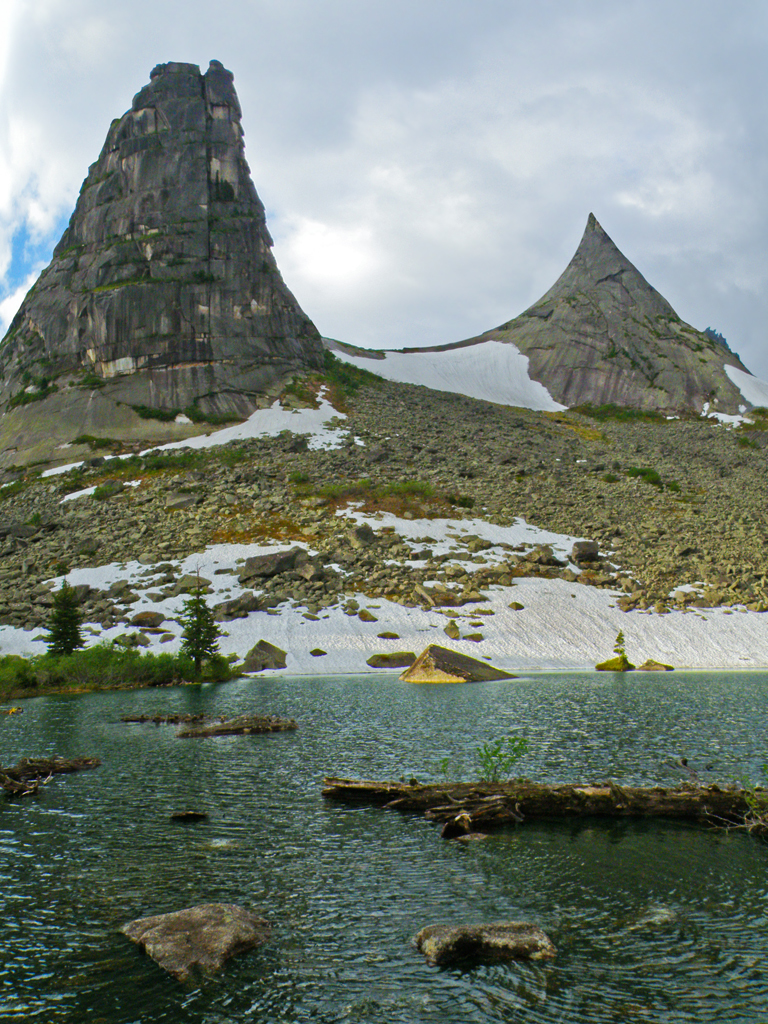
472,213 -> 751,412
0,60 -> 323,427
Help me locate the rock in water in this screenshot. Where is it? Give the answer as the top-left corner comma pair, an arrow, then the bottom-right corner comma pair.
0,60 -> 323,464
121,903 -> 270,981
415,922 -> 556,966
457,214 -> 752,414
400,644 -> 514,683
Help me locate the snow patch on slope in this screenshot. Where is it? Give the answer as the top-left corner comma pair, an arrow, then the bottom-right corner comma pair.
2,510 -> 767,673
42,392 -> 354,478
724,365 -> 768,408
332,339 -> 565,411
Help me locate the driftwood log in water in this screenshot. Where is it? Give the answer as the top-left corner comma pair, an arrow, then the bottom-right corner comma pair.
121,713 -> 207,725
1,756 -> 101,797
177,715 -> 297,738
322,778 -> 757,837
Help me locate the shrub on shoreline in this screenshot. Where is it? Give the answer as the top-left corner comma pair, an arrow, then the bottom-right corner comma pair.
0,645 -> 235,700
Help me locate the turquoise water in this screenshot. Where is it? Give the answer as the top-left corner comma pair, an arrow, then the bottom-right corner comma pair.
1,671 -> 767,1023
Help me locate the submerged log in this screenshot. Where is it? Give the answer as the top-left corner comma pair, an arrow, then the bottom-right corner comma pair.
1,756 -> 101,797
177,714 -> 297,738
322,777 -> 756,835
121,713 -> 206,725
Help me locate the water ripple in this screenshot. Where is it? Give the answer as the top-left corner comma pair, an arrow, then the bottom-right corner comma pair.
1,671 -> 768,1022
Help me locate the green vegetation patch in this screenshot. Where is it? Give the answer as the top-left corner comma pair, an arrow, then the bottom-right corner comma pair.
8,378 -> 59,410
78,371 -> 106,390
73,435 -> 123,451
0,479 -> 29,501
572,403 -> 667,424
130,403 -> 237,426
290,474 -> 448,516
0,646 -> 235,700
322,349 -> 383,395
739,407 -> 768,433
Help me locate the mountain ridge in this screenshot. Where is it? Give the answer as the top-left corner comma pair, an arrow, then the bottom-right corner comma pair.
330,215 -> 756,416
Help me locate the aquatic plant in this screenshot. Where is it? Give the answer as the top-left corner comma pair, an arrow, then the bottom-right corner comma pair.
474,736 -> 530,783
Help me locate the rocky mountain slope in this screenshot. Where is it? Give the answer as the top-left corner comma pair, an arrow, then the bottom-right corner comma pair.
0,60 -> 322,468
1,369 -> 767,650
333,215 -> 755,416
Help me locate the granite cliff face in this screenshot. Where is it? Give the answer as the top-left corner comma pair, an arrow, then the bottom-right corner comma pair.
0,61 -> 322,451
460,214 -> 752,413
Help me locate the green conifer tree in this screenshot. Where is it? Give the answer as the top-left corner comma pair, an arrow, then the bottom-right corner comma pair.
46,580 -> 85,656
179,587 -> 221,675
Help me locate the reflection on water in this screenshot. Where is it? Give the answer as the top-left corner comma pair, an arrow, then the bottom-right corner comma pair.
1,672 -> 767,1023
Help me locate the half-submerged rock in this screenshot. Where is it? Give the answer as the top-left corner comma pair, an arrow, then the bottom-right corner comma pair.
595,654 -> 635,672
415,922 -> 556,966
399,645 -> 514,684
121,903 -> 270,981
0,60 -> 323,467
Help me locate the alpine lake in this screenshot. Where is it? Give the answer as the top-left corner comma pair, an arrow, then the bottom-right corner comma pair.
2,670 -> 767,1023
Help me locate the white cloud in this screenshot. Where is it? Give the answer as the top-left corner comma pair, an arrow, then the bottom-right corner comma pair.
0,270 -> 39,334
2,0 -> 768,376
280,217 -> 383,292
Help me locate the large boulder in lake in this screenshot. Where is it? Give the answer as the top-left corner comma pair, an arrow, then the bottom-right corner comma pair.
121,903 -> 271,981
415,922 -> 556,966
400,645 -> 514,684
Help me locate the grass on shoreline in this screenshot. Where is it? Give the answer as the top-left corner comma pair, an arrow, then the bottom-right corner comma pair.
0,646 -> 235,701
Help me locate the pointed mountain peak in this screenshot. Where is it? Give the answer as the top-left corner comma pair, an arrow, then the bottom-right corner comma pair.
1,61 -> 323,466
477,215 -> 751,413
526,213 -> 677,323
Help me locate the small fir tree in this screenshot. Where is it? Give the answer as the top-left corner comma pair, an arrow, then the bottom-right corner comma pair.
613,631 -> 627,657
179,587 -> 221,675
47,580 -> 85,656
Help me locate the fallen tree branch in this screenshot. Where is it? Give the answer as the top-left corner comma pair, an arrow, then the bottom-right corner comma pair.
1,756 -> 101,798
322,777 -> 758,837
177,714 -> 297,738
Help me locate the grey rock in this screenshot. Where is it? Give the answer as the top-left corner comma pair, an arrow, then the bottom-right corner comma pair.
414,922 -> 556,966
241,639 -> 287,672
524,544 -> 565,567
408,214 -> 753,414
131,610 -> 165,628
347,522 -> 375,549
238,546 -> 306,582
366,651 -> 416,669
400,645 -> 514,683
175,573 -> 211,593
165,493 -> 199,511
572,539 -> 599,562
212,591 -> 260,621
121,903 -> 270,981
1,60 -> 323,463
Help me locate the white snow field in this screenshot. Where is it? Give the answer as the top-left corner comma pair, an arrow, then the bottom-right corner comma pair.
725,364 -> 768,409
42,392 -> 355,478
330,339 -> 565,411
2,507 -> 767,673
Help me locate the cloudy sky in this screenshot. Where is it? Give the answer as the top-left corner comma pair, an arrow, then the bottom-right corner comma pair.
2,0 -> 768,377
